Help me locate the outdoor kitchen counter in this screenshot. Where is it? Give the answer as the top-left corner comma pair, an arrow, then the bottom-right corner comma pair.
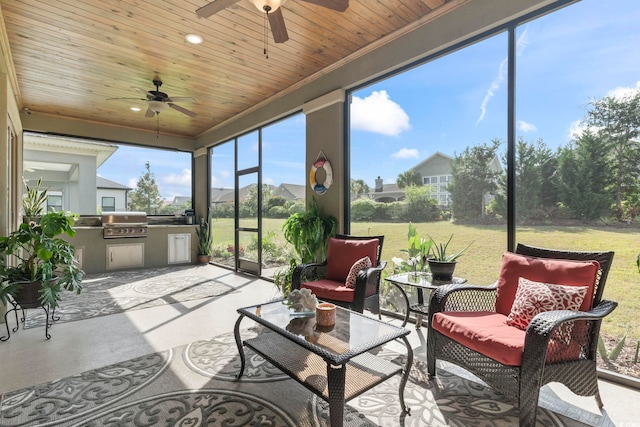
65,222 -> 198,274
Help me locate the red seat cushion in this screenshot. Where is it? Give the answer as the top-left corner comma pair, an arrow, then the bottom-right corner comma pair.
325,238 -> 379,282
432,311 -> 526,366
301,279 -> 355,302
495,252 -> 599,316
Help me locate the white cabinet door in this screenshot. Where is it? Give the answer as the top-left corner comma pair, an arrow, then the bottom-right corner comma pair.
106,243 -> 144,270
168,234 -> 191,264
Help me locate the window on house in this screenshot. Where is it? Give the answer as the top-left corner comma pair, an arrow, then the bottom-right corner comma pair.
101,197 -> 115,212
46,194 -> 62,212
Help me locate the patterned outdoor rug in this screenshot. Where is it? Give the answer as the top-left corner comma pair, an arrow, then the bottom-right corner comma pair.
20,266 -> 237,329
0,328 -> 612,427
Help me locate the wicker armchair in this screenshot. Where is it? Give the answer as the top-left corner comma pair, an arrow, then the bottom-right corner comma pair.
426,243 -> 617,427
291,234 -> 385,314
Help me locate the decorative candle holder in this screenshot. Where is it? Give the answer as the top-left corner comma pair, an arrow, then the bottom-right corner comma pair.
316,302 -> 336,327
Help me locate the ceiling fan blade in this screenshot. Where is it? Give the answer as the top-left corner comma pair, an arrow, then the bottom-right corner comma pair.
145,108 -> 156,118
166,96 -> 196,103
268,8 -> 289,43
301,0 -> 349,12
168,103 -> 197,117
107,97 -> 146,101
196,0 -> 241,18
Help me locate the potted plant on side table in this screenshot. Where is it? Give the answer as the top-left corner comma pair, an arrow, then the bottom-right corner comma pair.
426,234 -> 473,281
0,209 -> 84,339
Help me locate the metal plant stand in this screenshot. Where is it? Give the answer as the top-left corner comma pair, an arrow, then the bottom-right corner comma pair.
1,298 -> 54,341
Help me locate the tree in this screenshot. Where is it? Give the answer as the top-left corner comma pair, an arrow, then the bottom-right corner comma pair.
556,130 -> 613,220
240,184 -> 272,218
448,139 -> 501,222
583,91 -> 640,217
396,170 -> 422,188
128,162 -> 164,214
492,138 -> 558,221
403,185 -> 440,222
350,179 -> 370,197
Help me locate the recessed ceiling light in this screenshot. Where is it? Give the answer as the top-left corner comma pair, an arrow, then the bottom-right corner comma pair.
130,106 -> 142,112
185,34 -> 203,44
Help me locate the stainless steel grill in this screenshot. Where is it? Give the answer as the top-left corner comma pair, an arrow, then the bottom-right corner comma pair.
102,212 -> 148,239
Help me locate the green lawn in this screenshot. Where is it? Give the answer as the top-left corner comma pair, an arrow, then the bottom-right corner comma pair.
210,217 -> 640,341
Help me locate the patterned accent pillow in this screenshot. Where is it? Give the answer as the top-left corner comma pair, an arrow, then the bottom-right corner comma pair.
345,256 -> 372,288
505,277 -> 588,330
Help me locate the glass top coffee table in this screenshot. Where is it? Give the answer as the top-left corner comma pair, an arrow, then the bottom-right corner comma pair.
386,272 -> 466,327
234,300 -> 413,427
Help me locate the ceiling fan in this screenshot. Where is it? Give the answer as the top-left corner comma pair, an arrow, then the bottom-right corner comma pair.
196,0 -> 349,44
110,79 -> 197,118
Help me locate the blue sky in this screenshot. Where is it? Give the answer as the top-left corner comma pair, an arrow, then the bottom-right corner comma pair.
99,0 -> 640,199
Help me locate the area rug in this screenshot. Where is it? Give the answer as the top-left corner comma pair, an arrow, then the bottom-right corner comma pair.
21,266 -> 237,329
0,328 -> 611,427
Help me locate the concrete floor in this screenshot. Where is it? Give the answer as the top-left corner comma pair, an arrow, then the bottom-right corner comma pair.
1,264 -> 638,426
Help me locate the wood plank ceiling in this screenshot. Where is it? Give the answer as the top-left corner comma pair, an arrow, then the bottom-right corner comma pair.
0,0 -> 456,139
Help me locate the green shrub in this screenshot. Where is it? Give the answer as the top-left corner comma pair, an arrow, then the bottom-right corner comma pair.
287,202 -> 305,215
351,199 -> 377,221
403,186 -> 440,222
268,205 -> 289,218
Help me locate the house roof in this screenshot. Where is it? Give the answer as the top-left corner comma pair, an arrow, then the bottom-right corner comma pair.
273,183 -> 305,200
410,151 -> 455,171
96,176 -> 131,190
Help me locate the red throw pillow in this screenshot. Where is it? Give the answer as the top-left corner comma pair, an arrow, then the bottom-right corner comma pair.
505,277 -> 588,330
345,256 -> 372,288
495,252 -> 599,315
325,238 -> 379,282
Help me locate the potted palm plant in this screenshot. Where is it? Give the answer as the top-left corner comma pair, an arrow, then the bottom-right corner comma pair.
195,221 -> 212,264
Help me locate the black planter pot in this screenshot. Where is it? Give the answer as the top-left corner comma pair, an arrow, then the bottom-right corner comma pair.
14,280 -> 45,309
428,259 -> 457,281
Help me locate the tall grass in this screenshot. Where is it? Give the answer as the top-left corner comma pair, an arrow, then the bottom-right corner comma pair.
210,217 -> 640,340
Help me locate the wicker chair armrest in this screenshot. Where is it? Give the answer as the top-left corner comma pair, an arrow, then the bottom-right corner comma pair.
291,261 -> 327,290
353,261 -> 387,289
352,261 -> 387,312
526,299 -> 618,338
520,299 -> 618,384
429,282 -> 497,317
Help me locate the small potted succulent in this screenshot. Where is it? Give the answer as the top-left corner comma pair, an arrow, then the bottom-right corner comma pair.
426,234 -> 473,281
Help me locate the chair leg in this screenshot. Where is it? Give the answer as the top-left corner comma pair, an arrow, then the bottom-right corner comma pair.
519,378 -> 541,427
426,332 -> 437,377
595,391 -> 604,408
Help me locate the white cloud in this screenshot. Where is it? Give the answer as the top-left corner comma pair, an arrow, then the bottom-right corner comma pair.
606,81 -> 640,99
517,120 -> 537,132
476,27 -> 529,126
163,169 -> 191,186
392,148 -> 419,159
351,90 -> 410,136
567,119 -> 601,140
127,178 -> 138,188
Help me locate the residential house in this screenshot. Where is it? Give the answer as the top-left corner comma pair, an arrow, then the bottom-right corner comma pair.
97,176 -> 131,212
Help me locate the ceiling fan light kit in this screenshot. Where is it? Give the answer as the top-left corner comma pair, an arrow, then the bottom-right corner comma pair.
108,78 -> 196,120
196,0 -> 349,46
251,0 -> 288,13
